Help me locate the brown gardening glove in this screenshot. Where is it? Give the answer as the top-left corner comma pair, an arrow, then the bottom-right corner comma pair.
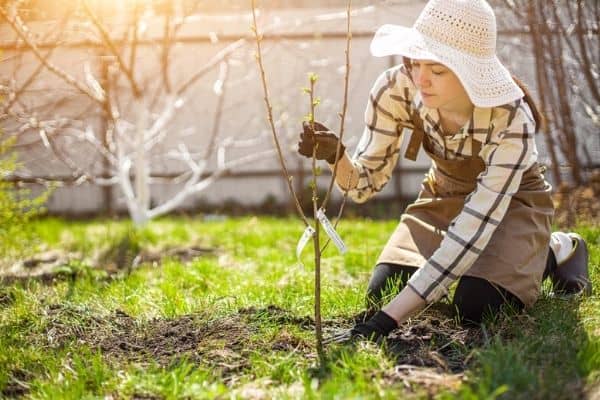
298,121 -> 345,164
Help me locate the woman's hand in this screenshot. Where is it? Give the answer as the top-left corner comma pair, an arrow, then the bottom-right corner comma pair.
326,286 -> 426,345
326,310 -> 398,345
297,121 -> 345,164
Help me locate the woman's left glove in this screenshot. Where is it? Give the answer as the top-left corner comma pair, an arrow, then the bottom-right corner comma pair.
297,121 -> 345,164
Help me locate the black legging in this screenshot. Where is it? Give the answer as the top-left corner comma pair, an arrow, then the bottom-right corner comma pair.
366,248 -> 558,325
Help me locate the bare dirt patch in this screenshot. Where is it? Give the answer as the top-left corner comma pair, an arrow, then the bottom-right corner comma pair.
97,244 -> 217,275
42,305 -> 256,371
340,304 -> 482,373
0,245 -> 217,284
0,250 -> 78,283
386,315 -> 480,373
1,368 -> 33,398
39,303 -> 479,375
3,303 -> 484,397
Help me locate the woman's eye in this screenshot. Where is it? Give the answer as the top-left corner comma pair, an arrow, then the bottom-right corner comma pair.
432,70 -> 445,75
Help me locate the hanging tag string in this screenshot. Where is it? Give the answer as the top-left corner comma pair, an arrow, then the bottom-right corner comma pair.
316,208 -> 347,254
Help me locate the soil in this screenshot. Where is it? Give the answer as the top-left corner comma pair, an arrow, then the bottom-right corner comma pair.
1,368 -> 32,398
41,305 -> 257,371
348,304 -> 482,373
2,302 -> 484,398
0,245 -> 217,284
0,250 -> 77,283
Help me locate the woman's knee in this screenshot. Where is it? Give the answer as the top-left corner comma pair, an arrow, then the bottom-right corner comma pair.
366,263 -> 417,307
452,276 -> 524,325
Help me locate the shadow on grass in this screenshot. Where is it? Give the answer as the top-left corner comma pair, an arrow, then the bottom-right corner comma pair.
456,294 -> 596,399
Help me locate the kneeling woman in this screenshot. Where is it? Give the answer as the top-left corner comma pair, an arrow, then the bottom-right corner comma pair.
298,0 -> 591,340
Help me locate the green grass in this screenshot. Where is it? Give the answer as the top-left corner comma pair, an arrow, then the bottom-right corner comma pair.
0,216 -> 598,399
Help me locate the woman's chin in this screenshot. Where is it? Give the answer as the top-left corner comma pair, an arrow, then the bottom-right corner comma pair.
421,96 -> 437,108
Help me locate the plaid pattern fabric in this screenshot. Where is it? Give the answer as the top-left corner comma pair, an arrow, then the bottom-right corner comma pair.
346,64 -> 538,303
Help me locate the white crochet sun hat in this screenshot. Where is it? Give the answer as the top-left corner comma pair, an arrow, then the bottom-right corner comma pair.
370,0 -> 523,108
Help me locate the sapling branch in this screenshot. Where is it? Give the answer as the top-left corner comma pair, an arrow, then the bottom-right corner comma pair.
307,73 -> 325,363
251,1 -> 310,227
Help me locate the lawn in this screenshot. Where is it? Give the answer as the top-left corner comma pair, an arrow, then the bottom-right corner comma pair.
0,216 -> 598,399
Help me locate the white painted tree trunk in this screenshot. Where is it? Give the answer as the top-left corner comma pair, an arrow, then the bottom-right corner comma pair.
133,99 -> 150,225
111,95 -> 274,227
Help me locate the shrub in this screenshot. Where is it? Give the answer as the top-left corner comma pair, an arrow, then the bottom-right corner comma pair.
0,132 -> 48,260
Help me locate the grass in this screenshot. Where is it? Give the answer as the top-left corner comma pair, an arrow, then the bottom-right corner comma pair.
0,216 -> 598,399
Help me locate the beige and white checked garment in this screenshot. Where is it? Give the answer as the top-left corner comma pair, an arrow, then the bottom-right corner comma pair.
343,64 -> 539,303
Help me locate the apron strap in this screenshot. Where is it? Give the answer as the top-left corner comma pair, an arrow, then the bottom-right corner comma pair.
471,138 -> 482,157
403,111 -> 425,161
403,111 -> 485,161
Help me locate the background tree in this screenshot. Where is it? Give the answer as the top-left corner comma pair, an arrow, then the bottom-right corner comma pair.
494,0 -> 599,186
0,127 -> 47,261
0,0 -> 274,225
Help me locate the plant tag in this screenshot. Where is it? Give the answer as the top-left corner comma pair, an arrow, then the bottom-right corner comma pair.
296,225 -> 315,259
316,208 -> 347,254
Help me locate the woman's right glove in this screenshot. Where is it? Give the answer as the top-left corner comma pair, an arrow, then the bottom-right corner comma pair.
297,121 -> 345,164
325,310 -> 398,345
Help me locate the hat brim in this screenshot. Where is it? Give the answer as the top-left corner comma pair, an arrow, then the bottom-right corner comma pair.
370,24 -> 524,108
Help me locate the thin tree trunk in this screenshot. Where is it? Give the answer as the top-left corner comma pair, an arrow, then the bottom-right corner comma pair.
100,53 -> 114,214
309,76 -> 325,365
134,100 -> 150,224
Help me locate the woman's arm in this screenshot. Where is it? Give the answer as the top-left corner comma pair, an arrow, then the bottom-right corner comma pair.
382,285 -> 427,324
330,65 -> 415,203
327,152 -> 359,191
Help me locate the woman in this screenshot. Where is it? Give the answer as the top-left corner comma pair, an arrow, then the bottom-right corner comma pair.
297,0 -> 591,341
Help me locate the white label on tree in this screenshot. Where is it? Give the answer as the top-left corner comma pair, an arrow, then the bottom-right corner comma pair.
316,208 -> 347,254
296,225 -> 315,260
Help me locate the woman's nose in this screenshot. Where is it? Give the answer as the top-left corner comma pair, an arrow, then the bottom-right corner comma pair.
415,70 -> 430,88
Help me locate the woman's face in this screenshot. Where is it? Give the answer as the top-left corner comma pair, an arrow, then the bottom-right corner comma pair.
409,59 -> 473,114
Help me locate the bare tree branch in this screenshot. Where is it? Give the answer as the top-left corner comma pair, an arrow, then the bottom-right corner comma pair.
205,59 -> 229,160
161,4 -> 173,93
0,6 -> 105,103
175,38 -> 247,97
128,0 -> 141,80
81,0 -> 141,97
